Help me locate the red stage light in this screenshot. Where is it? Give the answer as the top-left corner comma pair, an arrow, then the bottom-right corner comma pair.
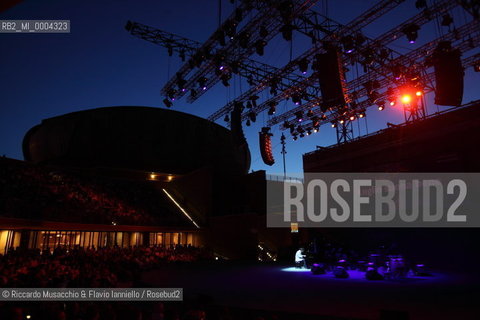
416,90 -> 423,96
401,94 -> 412,104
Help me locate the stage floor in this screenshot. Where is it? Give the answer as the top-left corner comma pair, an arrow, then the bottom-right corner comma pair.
143,262 -> 480,320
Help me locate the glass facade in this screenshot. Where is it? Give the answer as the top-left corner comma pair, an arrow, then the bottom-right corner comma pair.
0,230 -> 198,254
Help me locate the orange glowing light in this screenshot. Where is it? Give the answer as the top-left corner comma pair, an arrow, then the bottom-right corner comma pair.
401,94 -> 412,104
389,101 -> 395,106
415,90 -> 422,96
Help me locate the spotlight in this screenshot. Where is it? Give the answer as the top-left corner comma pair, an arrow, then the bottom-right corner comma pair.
331,121 -> 337,128
313,127 -> 319,133
230,61 -> 240,74
402,23 -> 420,44
255,40 -> 267,56
224,19 -> 238,38
259,25 -> 268,38
294,111 -> 303,122
341,35 -> 355,53
349,115 -> 356,121
415,0 -> 427,9
268,102 -> 277,115
306,109 -> 314,117
377,100 -> 386,111
401,94 -> 412,104
250,95 -> 259,108
190,89 -> 197,99
246,101 -> 252,109
293,135 -> 298,141
441,14 -> 453,27
280,24 -> 293,41
163,98 -> 172,108
359,111 -> 366,118
198,77 -> 208,90
176,77 -> 187,91
216,29 -> 226,46
473,62 -> 480,72
248,112 -> 257,123
221,73 -> 231,87
239,31 -> 251,48
298,58 -> 309,74
179,49 -> 186,62
166,88 -> 177,100
234,7 -> 243,21
416,90 -> 423,97
291,93 -> 302,105
167,46 -> 173,57
339,119 -> 345,124
246,119 -> 251,126
224,114 -> 230,122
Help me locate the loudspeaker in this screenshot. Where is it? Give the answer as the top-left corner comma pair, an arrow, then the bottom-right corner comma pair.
314,47 -> 347,112
311,263 -> 326,275
333,267 -> 349,278
366,269 -> 384,280
432,41 -> 464,106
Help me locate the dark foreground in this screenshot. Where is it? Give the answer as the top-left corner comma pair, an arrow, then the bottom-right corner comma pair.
143,262 -> 480,320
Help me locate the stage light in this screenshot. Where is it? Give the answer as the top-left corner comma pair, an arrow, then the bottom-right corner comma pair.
291,93 -> 301,105
268,102 -> 277,115
259,25 -> 268,38
234,7 -> 243,21
255,40 -> 267,56
224,19 -> 238,38
238,31 -> 251,48
441,14 -> 453,27
294,111 -> 303,122
250,95 -> 259,107
401,94 -> 412,104
246,119 -> 251,126
378,104 -> 385,111
166,89 -> 177,100
221,74 -> 231,87
313,126 -> 319,133
280,24 -> 293,41
216,29 -> 226,46
293,135 -> 298,141
230,61 -> 240,74
224,114 -> 230,122
331,121 -> 337,128
341,35 -> 355,53
306,109 -> 314,117
246,101 -> 253,109
415,0 -> 427,9
248,112 -> 257,123
474,62 -> 480,72
402,23 -> 420,44
359,112 -> 366,118
190,89 -> 197,99
298,58 -> 309,74
349,115 -> 356,121
339,119 -> 345,124
416,90 -> 423,97
163,98 -> 172,108
198,77 -> 207,90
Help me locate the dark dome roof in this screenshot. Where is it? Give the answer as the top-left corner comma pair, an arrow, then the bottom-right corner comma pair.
23,106 -> 250,175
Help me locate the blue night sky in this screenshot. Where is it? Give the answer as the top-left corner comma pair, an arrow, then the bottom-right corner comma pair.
1,0 -> 479,175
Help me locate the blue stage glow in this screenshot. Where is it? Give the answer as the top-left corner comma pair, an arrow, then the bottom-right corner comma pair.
281,267 -> 311,272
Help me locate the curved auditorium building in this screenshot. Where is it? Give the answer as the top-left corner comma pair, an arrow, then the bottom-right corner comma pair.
0,106 -> 273,258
